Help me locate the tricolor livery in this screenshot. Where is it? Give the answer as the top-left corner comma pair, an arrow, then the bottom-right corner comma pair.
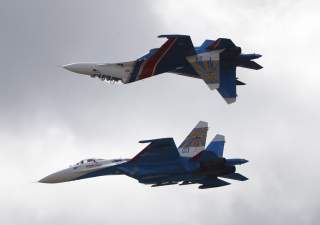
63,35 -> 262,103
39,121 -> 248,189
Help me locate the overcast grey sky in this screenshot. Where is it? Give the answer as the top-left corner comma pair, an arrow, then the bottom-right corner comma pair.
1,0 -> 320,224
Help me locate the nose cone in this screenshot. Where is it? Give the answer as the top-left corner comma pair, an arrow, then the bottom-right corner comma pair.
63,63 -> 96,75
38,168 -> 75,184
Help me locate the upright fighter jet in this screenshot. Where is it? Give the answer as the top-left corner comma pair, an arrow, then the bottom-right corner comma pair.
39,121 -> 248,189
63,35 -> 262,103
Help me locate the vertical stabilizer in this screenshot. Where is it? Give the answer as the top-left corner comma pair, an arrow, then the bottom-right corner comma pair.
186,50 -> 223,90
206,134 -> 225,157
178,121 -> 208,158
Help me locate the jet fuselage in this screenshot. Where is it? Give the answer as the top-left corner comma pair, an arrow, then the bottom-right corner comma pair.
62,35 -> 262,104
39,121 -> 249,189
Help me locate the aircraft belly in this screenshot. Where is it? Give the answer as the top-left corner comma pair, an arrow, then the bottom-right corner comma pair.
97,63 -> 133,83
138,173 -> 187,184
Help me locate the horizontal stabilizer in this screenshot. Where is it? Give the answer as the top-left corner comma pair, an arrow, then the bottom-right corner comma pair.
198,178 -> 230,189
225,158 -> 249,166
238,60 -> 263,70
219,173 -> 248,181
236,79 -> 246,85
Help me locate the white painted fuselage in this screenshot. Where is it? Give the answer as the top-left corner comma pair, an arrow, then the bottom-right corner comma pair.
39,158 -> 128,183
63,61 -> 136,83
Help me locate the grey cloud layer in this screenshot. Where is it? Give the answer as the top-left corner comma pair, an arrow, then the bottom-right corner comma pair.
1,0 -> 320,225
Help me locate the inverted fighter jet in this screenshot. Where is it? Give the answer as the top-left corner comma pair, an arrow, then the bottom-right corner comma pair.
39,121 -> 248,189
63,35 -> 262,104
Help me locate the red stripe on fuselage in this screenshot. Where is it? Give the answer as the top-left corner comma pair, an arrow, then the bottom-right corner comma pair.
208,39 -> 221,50
139,38 -> 177,79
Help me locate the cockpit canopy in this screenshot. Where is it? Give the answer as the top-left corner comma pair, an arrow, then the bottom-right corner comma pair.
75,158 -> 101,166
111,159 -> 122,163
71,158 -> 127,168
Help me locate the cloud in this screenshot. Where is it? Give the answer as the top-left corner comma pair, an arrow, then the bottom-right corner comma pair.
1,0 -> 320,224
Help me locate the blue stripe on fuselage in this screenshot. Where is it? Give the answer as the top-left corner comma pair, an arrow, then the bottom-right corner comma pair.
73,165 -> 123,181
129,60 -> 144,82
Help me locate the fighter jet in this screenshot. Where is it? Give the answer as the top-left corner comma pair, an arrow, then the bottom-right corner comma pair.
63,35 -> 261,103
39,121 -> 248,189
